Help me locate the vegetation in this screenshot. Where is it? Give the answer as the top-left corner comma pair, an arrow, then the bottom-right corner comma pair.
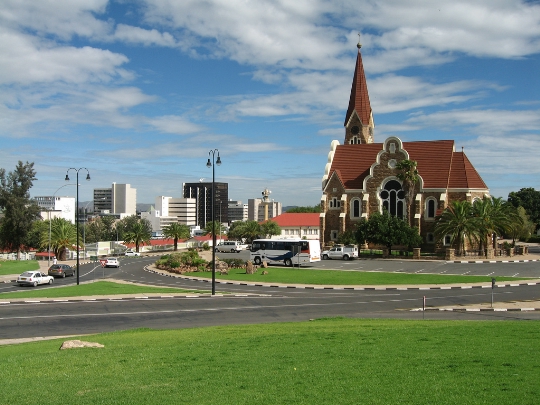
0,259 -> 39,276
508,187 -> 540,229
395,159 -> 419,226
336,230 -> 356,246
121,216 -> 152,252
1,319 -> 538,404
285,205 -> 321,213
39,218 -> 78,261
509,206 -> 536,242
0,161 -> 41,258
162,222 -> 190,251
0,280 -> 203,299
154,250 -> 207,272
193,267 -> 520,285
355,211 -> 422,252
203,220 -> 226,237
219,258 -> 245,269
227,220 -> 277,243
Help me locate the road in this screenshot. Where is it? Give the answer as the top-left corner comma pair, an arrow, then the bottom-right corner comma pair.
1,254 -> 539,341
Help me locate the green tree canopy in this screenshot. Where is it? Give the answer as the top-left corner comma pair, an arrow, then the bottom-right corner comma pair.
285,205 -> 321,213
122,217 -> 152,252
435,200 -> 478,254
163,222 -> 190,251
260,220 -> 281,238
203,220 -> 226,237
40,217 -> 78,260
0,161 -> 41,258
508,188 -> 540,228
227,220 -> 262,243
355,211 -> 422,252
395,159 -> 419,226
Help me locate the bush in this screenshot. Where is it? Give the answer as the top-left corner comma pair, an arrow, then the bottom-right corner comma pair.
221,258 -> 245,269
525,235 -> 540,243
155,250 -> 208,272
202,243 -> 210,251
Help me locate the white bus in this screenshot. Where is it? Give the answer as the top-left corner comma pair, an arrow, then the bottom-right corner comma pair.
249,238 -> 321,267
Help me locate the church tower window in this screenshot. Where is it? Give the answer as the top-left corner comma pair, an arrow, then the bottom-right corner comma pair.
350,198 -> 361,218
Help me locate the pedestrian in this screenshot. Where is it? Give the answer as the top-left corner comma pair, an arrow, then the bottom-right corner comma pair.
53,256 -> 57,265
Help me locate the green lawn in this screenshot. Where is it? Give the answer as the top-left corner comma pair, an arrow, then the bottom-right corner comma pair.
0,318 -> 538,404
194,267 -> 522,285
0,281 -> 206,299
0,260 -> 39,275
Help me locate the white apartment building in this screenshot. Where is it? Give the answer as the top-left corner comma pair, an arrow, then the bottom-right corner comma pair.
248,198 -> 282,222
142,196 -> 197,233
34,196 -> 76,223
93,183 -> 136,216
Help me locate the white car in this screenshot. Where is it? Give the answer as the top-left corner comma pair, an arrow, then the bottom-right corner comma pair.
125,250 -> 140,257
17,271 -> 54,287
105,257 -> 120,268
215,241 -> 246,253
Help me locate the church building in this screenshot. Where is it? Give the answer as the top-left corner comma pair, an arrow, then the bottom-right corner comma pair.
320,41 -> 489,250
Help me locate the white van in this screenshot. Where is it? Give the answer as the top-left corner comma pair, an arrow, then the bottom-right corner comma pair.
215,241 -> 245,253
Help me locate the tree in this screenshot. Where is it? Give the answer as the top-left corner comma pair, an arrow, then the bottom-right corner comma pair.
163,222 -> 190,251
435,200 -> 479,255
122,218 -> 152,252
0,161 -> 41,258
286,205 -> 321,213
203,220 -> 226,237
395,159 -> 419,226
508,206 -> 535,243
227,220 -> 261,243
260,220 -> 281,238
472,197 -> 518,252
355,211 -> 422,253
337,230 -> 356,246
40,218 -> 78,260
25,219 -> 49,251
508,188 -> 540,228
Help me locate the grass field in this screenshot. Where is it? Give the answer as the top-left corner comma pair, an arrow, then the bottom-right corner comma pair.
0,318 -> 538,404
0,281 -> 206,299
193,267 -> 522,285
0,260 -> 39,275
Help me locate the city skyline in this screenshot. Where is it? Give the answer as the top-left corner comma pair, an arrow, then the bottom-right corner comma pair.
1,1 -> 539,206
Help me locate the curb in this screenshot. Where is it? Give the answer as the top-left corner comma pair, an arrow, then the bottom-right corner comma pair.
412,307 -> 540,312
448,259 -> 540,264
145,268 -> 540,291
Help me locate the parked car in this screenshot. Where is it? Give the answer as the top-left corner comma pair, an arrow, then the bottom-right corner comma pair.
105,257 -> 120,268
48,264 -> 75,278
17,271 -> 54,287
215,241 -> 246,253
125,250 -> 140,257
321,245 -> 359,260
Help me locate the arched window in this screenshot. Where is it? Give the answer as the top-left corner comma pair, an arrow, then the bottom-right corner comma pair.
380,180 -> 405,219
350,198 -> 361,218
425,198 -> 436,219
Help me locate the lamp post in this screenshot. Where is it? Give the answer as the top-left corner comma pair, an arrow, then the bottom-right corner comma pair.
48,184 -> 74,267
206,149 -> 221,295
65,168 -> 90,285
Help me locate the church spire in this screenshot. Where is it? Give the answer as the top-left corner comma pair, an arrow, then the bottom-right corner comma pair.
344,34 -> 374,144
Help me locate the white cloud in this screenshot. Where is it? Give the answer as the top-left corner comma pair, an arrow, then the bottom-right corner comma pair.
146,115 -> 205,134
113,24 -> 177,47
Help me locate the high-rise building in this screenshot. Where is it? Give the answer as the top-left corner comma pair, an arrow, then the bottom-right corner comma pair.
142,196 -> 197,233
228,200 -> 248,222
183,182 -> 228,228
34,195 -> 76,223
93,183 -> 136,217
248,198 -> 282,222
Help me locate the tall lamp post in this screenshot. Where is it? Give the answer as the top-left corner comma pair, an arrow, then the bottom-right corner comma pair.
65,168 -> 90,285
48,183 -> 74,267
206,149 -> 221,295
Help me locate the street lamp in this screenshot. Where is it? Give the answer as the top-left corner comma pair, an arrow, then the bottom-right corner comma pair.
48,183 -> 75,267
65,168 -> 90,285
206,149 -> 221,295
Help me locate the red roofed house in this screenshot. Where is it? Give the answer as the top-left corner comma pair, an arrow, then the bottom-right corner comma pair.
320,42 -> 489,251
265,213 -> 320,240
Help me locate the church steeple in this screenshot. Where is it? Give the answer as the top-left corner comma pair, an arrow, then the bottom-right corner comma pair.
344,36 -> 374,145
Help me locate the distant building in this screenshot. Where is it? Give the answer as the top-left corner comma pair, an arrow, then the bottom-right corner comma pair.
228,199 -> 248,222
263,213 -> 320,240
93,183 -> 136,217
248,198 -> 282,222
34,195 -> 76,223
183,182 -> 228,228
142,196 -> 197,233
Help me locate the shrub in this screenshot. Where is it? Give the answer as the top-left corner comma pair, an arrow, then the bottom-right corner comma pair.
202,243 -> 210,251
221,258 -> 245,269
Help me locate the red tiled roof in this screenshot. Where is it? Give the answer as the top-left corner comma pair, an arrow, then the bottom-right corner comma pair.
344,50 -> 372,127
265,213 -> 320,227
328,140 -> 488,191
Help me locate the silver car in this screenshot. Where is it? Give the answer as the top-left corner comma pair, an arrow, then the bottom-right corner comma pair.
17,271 -> 54,287
48,264 -> 75,278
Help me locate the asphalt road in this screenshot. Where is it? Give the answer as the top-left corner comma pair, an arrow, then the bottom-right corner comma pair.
1,255 -> 539,340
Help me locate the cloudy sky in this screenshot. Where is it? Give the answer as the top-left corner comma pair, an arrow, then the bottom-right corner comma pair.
1,0 -> 540,207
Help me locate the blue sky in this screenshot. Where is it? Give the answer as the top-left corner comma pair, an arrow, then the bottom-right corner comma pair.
1,0 -> 540,207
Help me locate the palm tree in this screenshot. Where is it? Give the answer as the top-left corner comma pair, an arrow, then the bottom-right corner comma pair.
203,220 -> 226,237
123,220 -> 152,253
41,218 -> 78,260
396,159 -> 420,227
435,200 -> 479,255
472,197 -> 516,255
163,222 -> 190,251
